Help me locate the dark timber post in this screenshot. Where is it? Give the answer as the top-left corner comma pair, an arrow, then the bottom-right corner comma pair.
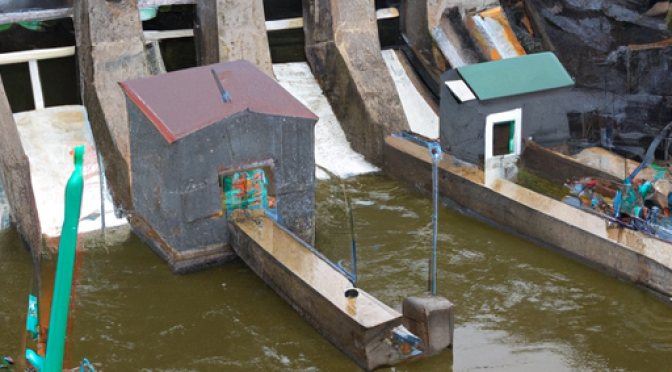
0,75 -> 42,261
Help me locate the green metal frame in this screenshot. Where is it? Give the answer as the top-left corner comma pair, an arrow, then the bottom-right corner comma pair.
26,145 -> 84,372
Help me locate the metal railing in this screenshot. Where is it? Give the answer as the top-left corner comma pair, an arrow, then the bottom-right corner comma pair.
0,7 -> 399,108
0,46 -> 75,110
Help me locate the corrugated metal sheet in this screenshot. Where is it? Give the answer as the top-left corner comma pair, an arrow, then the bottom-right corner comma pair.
456,52 -> 574,101
119,60 -> 318,143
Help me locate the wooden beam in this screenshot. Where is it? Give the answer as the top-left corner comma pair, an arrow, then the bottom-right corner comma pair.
0,8 -> 72,24
0,47 -> 75,66
0,75 -> 42,260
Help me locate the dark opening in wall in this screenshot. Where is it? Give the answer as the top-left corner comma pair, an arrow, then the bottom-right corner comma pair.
219,162 -> 278,218
493,121 -> 514,156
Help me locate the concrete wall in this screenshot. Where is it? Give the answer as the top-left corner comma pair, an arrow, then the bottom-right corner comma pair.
439,69 -> 572,164
303,0 -> 409,166
74,0 -> 148,213
0,76 -> 41,260
129,102 -> 316,272
195,0 -> 274,78
383,136 -> 672,298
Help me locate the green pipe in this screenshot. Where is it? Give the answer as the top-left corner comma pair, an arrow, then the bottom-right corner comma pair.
26,145 -> 85,372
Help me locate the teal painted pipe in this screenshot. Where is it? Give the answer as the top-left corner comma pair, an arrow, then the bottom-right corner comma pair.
26,145 -> 85,372
26,349 -> 43,371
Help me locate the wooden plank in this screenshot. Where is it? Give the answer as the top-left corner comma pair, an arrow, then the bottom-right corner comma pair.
521,140 -> 621,185
0,47 -> 75,66
383,136 -> 672,299
0,76 -> 42,260
228,210 -> 422,371
0,8 -> 72,24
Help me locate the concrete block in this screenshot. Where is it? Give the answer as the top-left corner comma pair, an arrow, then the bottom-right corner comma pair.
402,295 -> 454,354
74,0 -> 147,212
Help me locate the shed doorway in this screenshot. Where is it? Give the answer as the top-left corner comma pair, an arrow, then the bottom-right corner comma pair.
219,162 -> 277,219
484,108 -> 522,186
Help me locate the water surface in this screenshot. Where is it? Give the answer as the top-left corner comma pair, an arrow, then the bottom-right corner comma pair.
2,174 -> 671,371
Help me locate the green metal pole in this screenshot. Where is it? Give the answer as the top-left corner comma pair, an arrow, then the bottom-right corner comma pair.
26,145 -> 84,372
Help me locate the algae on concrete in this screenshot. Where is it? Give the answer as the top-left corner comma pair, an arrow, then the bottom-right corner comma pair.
515,166 -> 570,201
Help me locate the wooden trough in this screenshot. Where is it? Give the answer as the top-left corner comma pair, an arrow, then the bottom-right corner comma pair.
228,209 -> 425,371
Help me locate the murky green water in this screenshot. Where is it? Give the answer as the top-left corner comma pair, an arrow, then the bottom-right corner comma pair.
2,174 -> 672,371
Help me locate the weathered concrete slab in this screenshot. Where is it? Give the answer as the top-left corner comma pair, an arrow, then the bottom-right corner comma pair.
0,75 -> 41,259
273,62 -> 380,179
12,106 -> 128,252
74,0 -> 148,213
195,0 -> 273,78
381,49 -> 438,139
383,136 -> 672,298
303,0 -> 410,166
229,209 -> 424,371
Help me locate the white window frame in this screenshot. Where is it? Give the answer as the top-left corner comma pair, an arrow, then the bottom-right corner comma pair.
484,108 -> 522,186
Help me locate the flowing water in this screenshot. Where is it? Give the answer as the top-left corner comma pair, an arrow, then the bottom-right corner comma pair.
2,173 -> 672,371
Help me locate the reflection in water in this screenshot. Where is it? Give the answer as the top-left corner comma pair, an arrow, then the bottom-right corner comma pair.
2,174 -> 672,371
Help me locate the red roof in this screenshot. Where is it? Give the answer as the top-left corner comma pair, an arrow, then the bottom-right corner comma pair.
119,60 -> 318,143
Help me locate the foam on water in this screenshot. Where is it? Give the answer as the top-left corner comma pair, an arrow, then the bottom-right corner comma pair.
272,63 -> 380,180
381,49 -> 439,139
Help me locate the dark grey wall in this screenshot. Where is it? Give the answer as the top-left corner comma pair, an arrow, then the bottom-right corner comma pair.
129,100 -> 316,254
440,69 -> 572,164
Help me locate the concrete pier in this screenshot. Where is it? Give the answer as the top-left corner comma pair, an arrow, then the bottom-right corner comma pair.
0,76 -> 41,259
195,0 -> 274,77
74,0 -> 148,213
303,0 -> 409,166
399,0 -> 453,84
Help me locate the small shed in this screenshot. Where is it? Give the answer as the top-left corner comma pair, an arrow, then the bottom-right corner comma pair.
440,52 -> 575,164
120,60 -> 318,273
